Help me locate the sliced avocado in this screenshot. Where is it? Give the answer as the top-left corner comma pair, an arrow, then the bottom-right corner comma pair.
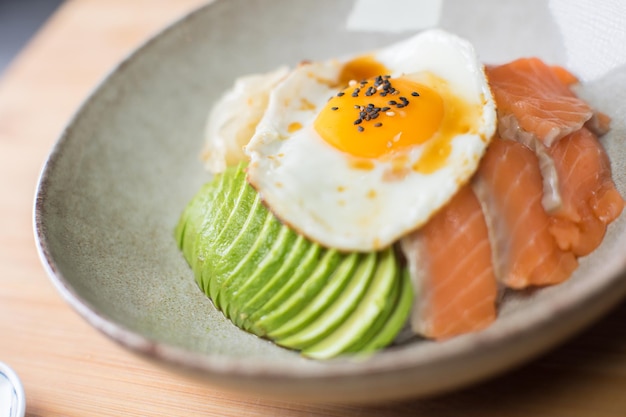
252,249 -> 342,335
246,241 -> 324,335
274,252 -> 376,349
197,164 -> 242,252
213,206 -> 281,311
356,267 -> 414,354
237,233 -> 311,332
339,262 -> 400,354
175,181 -> 215,264
177,163 -> 412,359
225,223 -> 297,326
175,182 -> 210,250
302,249 -> 399,359
194,165 -> 243,296
177,171 -> 231,291
206,180 -> 265,308
268,252 -> 363,341
209,172 -> 260,257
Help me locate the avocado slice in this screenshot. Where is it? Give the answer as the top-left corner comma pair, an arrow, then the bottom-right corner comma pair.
175,181 -> 215,265
245,241 -> 324,335
356,267 -> 414,354
340,260 -> 401,354
274,252 -> 376,349
177,171 -> 231,292
213,206 -> 281,312
302,248 -> 399,359
226,224 -> 297,326
252,249 -> 342,335
194,165 -> 244,297
268,252 -> 363,341
206,179 -> 266,308
236,233 -> 311,331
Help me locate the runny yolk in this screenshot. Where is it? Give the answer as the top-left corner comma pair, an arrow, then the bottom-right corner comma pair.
314,75 -> 444,159
337,55 -> 389,86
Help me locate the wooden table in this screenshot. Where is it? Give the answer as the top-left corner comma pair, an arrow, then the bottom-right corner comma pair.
1,1 -> 625,415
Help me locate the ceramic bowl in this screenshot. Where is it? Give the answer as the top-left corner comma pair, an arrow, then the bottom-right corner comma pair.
34,0 -> 626,403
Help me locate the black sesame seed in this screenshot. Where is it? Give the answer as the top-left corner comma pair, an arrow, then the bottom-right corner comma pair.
374,122 -> 383,127
354,119 -> 362,125
357,126 -> 364,132
381,106 -> 390,111
331,106 -> 339,111
337,92 -> 345,97
388,100 -> 397,105
411,91 -> 419,97
396,103 -> 405,108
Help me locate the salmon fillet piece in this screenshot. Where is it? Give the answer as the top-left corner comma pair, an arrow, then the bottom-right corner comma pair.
474,137 -> 578,289
548,64 -> 611,136
486,58 -> 593,146
549,65 -> 579,87
401,57 -> 621,338
548,128 -> 624,256
400,185 -> 498,339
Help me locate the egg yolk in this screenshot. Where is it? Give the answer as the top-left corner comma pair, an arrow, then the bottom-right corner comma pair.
314,75 -> 444,159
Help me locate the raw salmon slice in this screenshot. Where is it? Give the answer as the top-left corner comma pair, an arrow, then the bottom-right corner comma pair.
486,58 -> 593,146
548,127 -> 624,256
585,111 -> 611,137
549,65 -> 579,87
548,64 -> 611,137
400,185 -> 498,339
473,137 -> 578,289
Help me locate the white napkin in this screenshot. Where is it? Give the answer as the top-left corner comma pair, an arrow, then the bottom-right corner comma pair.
550,0 -> 626,82
346,0 -> 442,33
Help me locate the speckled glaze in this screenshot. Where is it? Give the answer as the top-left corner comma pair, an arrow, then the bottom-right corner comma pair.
34,0 -> 626,403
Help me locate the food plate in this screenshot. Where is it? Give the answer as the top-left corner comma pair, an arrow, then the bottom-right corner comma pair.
34,0 -> 626,403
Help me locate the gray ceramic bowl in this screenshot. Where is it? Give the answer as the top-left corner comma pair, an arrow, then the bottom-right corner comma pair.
34,0 -> 626,403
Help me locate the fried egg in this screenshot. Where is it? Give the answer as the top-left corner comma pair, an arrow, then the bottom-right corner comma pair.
245,29 -> 497,251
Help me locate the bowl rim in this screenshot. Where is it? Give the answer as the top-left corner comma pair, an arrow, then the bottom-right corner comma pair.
0,361 -> 26,417
31,0 -> 626,391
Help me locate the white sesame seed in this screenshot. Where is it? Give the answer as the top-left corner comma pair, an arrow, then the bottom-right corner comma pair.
386,111 -> 396,116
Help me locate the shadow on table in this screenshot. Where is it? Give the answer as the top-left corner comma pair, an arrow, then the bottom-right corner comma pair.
0,0 -> 64,75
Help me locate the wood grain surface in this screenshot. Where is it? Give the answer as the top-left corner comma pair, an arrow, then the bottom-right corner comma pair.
1,1 -> 625,416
